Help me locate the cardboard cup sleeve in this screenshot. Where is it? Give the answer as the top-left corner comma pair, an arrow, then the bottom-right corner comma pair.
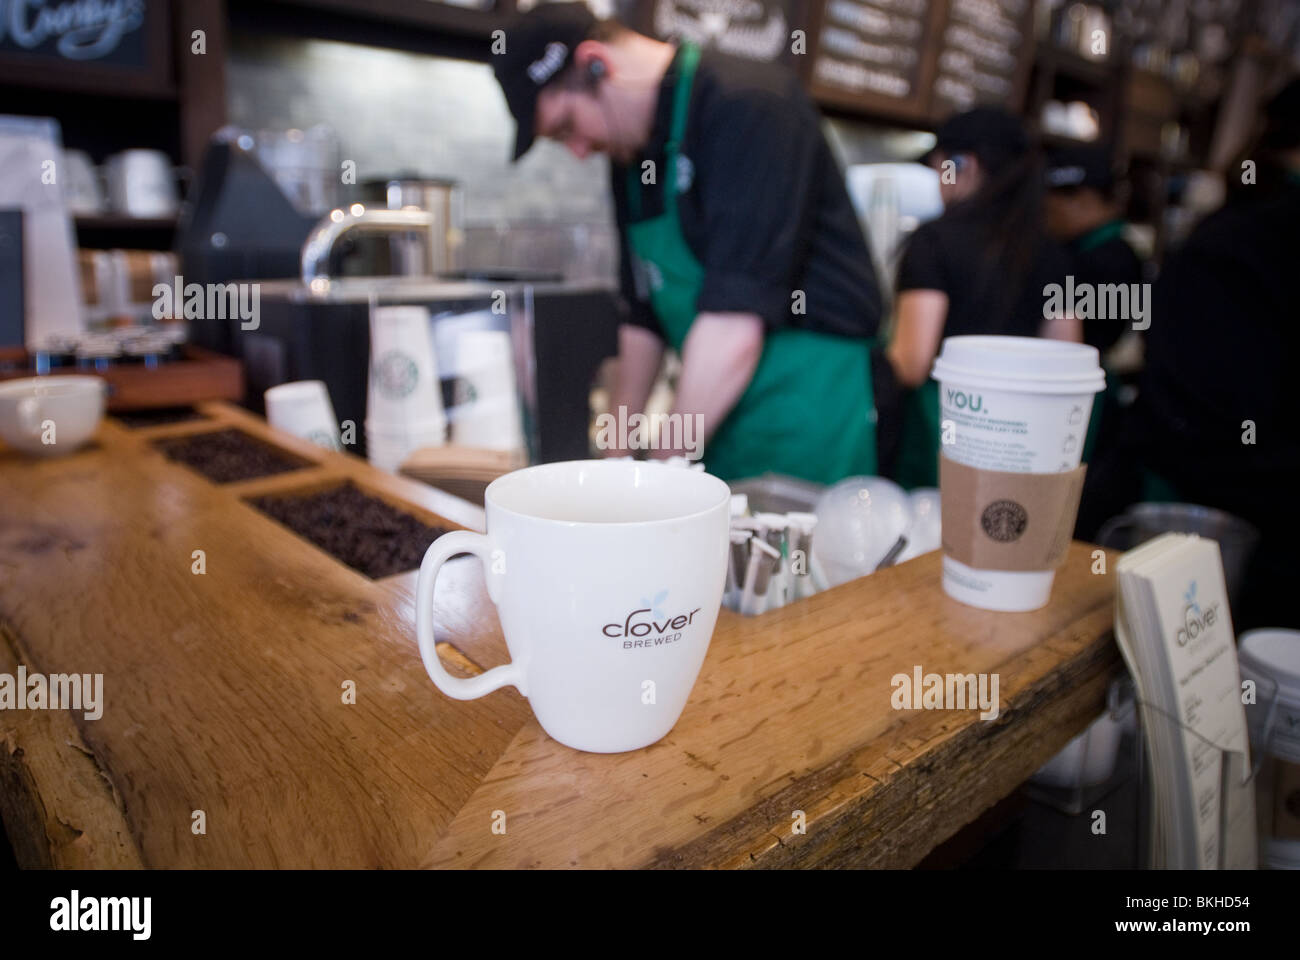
939,454 -> 1087,572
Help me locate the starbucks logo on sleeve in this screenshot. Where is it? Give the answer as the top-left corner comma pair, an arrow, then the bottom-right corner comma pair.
375,350 -> 419,399
306,428 -> 340,451
981,499 -> 1028,542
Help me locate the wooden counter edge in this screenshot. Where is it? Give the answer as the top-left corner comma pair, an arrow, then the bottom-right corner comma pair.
0,622 -> 143,869
644,592 -> 1120,869
0,401 -> 490,868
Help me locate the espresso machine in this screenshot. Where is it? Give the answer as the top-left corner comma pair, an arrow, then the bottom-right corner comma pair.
177,136 -> 619,465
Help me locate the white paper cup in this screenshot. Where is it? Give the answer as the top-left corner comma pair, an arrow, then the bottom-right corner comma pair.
265,380 -> 341,450
365,416 -> 446,444
451,397 -> 525,452
932,336 -> 1105,611
367,305 -> 446,428
454,330 -> 515,396
365,416 -> 446,472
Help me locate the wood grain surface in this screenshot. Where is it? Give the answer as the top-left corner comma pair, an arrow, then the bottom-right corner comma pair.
0,402 -> 1120,868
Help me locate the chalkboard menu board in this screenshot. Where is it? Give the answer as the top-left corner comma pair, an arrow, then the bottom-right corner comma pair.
640,0 -> 802,65
0,0 -> 149,66
805,0 -> 1034,123
806,0 -> 938,119
928,0 -> 1033,118
0,0 -> 171,95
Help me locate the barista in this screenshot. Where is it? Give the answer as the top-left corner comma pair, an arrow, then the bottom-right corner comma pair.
1133,77 -> 1300,628
491,4 -> 884,483
1043,145 -> 1146,536
882,108 -> 1075,488
1044,145 -> 1145,354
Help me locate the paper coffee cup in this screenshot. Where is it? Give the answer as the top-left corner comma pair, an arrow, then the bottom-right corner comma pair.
365,415 -> 446,472
451,397 -> 524,452
265,380 -> 341,451
367,305 -> 446,428
932,336 -> 1105,612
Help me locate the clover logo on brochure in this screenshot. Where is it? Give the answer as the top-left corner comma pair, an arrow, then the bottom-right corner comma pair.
603,590 -> 702,649
1176,580 -> 1222,647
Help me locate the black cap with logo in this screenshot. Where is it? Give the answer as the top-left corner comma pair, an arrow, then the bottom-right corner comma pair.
1044,144 -> 1116,192
917,107 -> 1030,174
493,2 -> 597,161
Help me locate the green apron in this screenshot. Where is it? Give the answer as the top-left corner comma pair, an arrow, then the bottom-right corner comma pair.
1076,219 -> 1126,252
623,42 -> 876,485
894,378 -> 941,490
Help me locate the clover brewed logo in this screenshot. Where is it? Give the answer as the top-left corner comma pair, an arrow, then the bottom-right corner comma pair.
1175,580 -> 1221,647
603,590 -> 702,649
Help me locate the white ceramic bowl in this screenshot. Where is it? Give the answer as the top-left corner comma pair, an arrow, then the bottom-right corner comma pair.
0,376 -> 105,456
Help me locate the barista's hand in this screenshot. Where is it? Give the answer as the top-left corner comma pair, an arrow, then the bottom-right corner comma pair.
654,311 -> 763,460
606,324 -> 665,457
1039,312 -> 1083,343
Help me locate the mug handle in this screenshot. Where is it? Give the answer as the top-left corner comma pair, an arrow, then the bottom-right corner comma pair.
415,530 -> 526,700
17,397 -> 42,437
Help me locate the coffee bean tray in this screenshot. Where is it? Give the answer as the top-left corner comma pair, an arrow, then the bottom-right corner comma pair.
154,428 -> 311,484
248,482 -> 449,579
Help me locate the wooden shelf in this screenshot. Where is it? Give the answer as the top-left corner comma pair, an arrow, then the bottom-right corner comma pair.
0,66 -> 179,100
235,0 -> 506,43
75,216 -> 179,231
1037,45 -> 1116,86
74,215 -> 180,252
1040,130 -> 1103,150
0,345 -> 241,411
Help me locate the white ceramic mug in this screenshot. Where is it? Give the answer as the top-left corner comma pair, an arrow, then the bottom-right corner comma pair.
104,149 -> 178,218
415,459 -> 731,753
0,375 -> 105,456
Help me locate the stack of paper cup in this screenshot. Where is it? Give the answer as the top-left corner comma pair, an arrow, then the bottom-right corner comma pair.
264,380 -> 341,451
932,335 -> 1105,612
366,305 -> 446,472
449,329 -> 525,453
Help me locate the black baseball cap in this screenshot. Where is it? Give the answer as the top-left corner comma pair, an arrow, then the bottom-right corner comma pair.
493,2 -> 597,161
918,107 -> 1029,174
1045,145 -> 1115,191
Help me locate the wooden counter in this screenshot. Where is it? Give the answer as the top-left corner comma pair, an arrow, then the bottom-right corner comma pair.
0,402 -> 1120,868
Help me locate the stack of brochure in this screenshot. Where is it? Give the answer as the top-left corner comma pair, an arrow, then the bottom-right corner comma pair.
1114,533 -> 1256,869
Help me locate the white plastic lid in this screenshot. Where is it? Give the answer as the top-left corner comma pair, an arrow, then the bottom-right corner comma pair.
932,335 -> 1105,395
1239,629 -> 1300,690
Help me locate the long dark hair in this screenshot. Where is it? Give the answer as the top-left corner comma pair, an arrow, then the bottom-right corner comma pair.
941,147 -> 1048,332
